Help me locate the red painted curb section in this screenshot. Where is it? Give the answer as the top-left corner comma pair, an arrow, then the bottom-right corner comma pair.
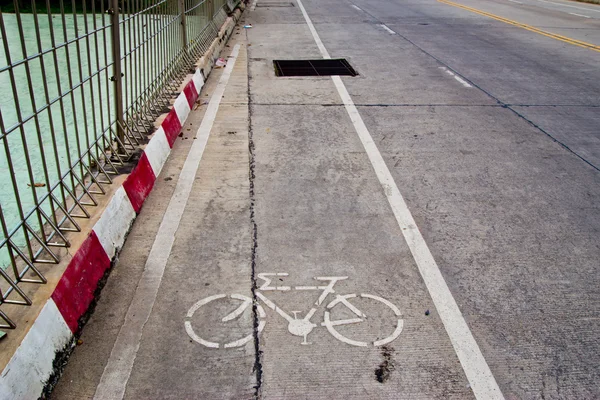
163,109 -> 183,147
184,80 -> 199,109
51,231 -> 111,333
123,152 -> 156,214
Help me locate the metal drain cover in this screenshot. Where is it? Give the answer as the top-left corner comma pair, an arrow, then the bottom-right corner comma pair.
256,2 -> 295,6
273,59 -> 358,77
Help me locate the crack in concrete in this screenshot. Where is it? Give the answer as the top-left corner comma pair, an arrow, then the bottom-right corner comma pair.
247,34 -> 264,399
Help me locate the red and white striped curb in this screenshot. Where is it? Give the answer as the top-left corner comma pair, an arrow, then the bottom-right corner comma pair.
0,69 -> 205,399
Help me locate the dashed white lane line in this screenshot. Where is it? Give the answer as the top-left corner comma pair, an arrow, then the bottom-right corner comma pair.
295,0 -> 503,398
93,44 -> 242,400
536,0 -> 600,13
569,12 -> 591,18
440,66 -> 473,88
379,24 -> 396,34
351,4 -> 362,11
508,0 -> 522,4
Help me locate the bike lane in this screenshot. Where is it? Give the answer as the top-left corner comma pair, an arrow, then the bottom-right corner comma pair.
245,4 -> 477,398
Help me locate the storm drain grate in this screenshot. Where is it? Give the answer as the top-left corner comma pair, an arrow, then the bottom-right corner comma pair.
273,59 -> 358,77
256,2 -> 295,6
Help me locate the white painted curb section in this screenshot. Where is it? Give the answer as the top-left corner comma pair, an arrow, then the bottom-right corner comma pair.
93,187 -> 137,259
145,127 -> 171,177
0,300 -> 71,400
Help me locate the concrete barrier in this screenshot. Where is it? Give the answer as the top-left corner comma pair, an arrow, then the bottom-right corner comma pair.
0,6 -> 244,399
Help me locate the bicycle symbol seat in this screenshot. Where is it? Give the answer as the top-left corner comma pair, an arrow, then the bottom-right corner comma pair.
185,273 -> 404,349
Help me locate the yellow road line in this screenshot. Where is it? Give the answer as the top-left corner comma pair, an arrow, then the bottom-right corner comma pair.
438,0 -> 600,53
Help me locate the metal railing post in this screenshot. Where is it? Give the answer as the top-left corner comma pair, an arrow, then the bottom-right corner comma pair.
179,0 -> 188,50
110,0 -> 125,145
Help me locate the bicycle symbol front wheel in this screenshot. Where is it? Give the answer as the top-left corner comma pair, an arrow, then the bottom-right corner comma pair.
322,293 -> 404,347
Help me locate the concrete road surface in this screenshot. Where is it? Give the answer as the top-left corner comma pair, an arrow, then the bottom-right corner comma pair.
53,0 -> 600,399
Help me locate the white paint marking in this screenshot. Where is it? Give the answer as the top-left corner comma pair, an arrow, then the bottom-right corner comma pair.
440,66 -> 472,88
314,276 -> 347,305
508,0 -> 522,4
185,294 -> 265,349
258,272 -> 291,291
185,321 -> 220,348
374,320 -> 404,346
295,0 -> 503,397
351,4 -> 362,11
536,0 -> 600,13
224,320 -> 265,348
322,318 -> 363,326
331,294 -> 366,317
303,307 -> 317,321
93,44 -> 242,400
361,294 -> 402,317
323,312 -> 368,347
222,295 -> 251,322
295,285 -> 319,290
256,292 -> 294,322
569,12 -> 591,18
379,24 -> 396,34
453,75 -> 472,87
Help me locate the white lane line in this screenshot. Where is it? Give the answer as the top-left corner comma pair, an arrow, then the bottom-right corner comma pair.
295,0 -> 503,398
508,0 -> 522,4
93,44 -> 242,400
351,4 -> 362,11
440,66 -> 473,88
379,24 -> 396,34
536,0 -> 600,13
569,12 -> 591,18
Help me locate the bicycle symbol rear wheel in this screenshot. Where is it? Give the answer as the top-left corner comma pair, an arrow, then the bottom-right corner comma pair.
185,294 -> 265,349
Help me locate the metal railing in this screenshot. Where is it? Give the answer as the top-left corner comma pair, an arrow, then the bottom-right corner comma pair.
0,0 -> 233,330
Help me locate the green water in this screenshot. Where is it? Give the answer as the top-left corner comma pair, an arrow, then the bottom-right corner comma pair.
1,12 -> 117,269
0,10 -> 211,270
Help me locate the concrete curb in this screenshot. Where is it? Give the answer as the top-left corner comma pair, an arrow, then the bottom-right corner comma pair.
0,7 -> 243,399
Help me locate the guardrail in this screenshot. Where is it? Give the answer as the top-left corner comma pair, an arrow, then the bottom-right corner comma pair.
0,0 -> 233,330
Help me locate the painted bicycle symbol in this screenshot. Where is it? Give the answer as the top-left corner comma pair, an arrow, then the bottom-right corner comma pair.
185,273 -> 404,349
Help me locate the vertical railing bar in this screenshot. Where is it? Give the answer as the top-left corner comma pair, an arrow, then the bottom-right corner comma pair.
0,6 -> 40,262
81,0 -> 101,177
45,0 -> 76,213
71,0 -> 93,184
100,0 -> 112,161
110,0 -> 125,150
13,0 -> 57,248
31,0 -> 64,231
59,0 -> 85,188
91,0 -> 105,168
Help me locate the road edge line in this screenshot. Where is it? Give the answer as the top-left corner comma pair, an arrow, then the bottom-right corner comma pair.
295,0 -> 505,398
